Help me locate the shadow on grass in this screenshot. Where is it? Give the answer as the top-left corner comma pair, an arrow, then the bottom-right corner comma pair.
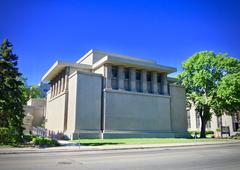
80,142 -> 124,146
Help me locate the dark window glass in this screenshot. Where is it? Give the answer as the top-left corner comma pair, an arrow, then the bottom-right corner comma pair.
147,72 -> 151,81
157,74 -> 161,83
112,66 -> 118,78
136,70 -> 141,80
124,68 -> 129,79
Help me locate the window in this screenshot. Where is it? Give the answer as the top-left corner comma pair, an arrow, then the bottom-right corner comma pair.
124,68 -> 129,79
147,72 -> 152,93
196,112 -> 200,129
124,68 -> 129,90
147,72 -> 151,81
206,121 -> 211,129
136,70 -> 141,92
187,110 -> 191,128
111,66 -> 118,78
157,74 -> 162,94
232,113 -> 239,132
136,70 -> 141,80
217,116 -> 222,128
111,66 -> 118,89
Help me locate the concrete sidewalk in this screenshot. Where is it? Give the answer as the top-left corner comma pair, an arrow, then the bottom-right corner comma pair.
1,140 -> 239,155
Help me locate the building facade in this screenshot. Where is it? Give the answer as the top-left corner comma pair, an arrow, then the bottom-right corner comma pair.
42,49 -> 189,139
23,98 -> 46,134
187,105 -> 239,136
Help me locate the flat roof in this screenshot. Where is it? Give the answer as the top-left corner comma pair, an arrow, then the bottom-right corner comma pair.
92,55 -> 177,73
77,49 -> 156,64
41,61 -> 91,81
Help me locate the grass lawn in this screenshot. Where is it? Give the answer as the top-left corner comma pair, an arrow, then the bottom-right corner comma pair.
73,138 -> 233,146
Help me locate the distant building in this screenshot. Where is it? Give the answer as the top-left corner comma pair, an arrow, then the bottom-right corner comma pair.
187,105 -> 239,136
23,98 -> 46,134
42,49 -> 189,139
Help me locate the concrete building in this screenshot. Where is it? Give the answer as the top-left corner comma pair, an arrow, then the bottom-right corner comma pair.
23,98 -> 46,134
42,49 -> 189,139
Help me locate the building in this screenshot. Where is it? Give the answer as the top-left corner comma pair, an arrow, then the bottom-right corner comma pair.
187,105 -> 239,136
42,49 -> 189,139
23,98 -> 46,134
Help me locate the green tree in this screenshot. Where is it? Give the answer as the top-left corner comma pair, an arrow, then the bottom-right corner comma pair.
215,73 -> 240,114
0,39 -> 25,144
177,51 -> 240,138
28,85 -> 41,99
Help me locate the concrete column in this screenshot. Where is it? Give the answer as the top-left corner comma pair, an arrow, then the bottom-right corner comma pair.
61,73 -> 65,92
50,85 -> 53,98
64,71 -> 68,91
53,79 -> 57,97
118,66 -> 124,90
52,81 -> 55,97
55,79 -> 58,96
161,73 -> 168,95
57,75 -> 61,94
63,67 -> 70,92
151,72 -> 158,94
141,70 -> 147,93
104,65 -> 112,89
129,68 -> 136,92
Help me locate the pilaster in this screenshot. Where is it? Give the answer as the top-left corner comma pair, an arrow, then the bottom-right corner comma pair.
161,73 -> 168,95
118,66 -> 124,90
104,64 -> 112,89
141,70 -> 147,93
151,72 -> 158,94
129,68 -> 136,92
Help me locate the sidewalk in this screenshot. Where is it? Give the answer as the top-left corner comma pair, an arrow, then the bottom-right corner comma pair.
1,140 -> 239,155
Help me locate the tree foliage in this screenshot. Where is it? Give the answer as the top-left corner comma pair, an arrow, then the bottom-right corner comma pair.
0,39 -> 26,144
177,51 -> 240,138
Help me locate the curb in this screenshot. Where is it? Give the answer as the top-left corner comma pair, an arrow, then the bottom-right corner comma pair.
0,141 -> 239,155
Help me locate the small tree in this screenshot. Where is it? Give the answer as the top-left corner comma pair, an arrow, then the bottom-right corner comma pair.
0,39 -> 26,144
178,51 -> 240,138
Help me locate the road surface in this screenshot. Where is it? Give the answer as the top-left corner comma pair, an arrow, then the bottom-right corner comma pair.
0,143 -> 240,170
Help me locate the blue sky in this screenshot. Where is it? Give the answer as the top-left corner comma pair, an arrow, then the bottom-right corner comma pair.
1,0 -> 240,85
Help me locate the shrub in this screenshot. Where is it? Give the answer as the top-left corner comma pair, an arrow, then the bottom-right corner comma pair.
188,130 -> 214,137
23,135 -> 34,143
0,127 -> 25,145
237,128 -> 240,132
205,130 -> 214,135
0,128 -> 11,144
216,128 -> 221,132
32,137 -> 60,147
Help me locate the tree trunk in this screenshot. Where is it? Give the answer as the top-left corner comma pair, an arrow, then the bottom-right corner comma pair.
198,106 -> 207,138
200,118 -> 206,138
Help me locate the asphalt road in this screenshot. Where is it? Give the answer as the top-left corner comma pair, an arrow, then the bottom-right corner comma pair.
0,143 -> 240,170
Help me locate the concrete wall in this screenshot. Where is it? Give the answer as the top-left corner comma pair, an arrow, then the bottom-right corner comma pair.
104,89 -> 172,135
66,72 -> 78,133
169,84 -> 188,136
78,53 -> 93,65
94,66 -> 104,75
78,52 -> 106,65
66,71 -> 102,139
27,98 -> 46,107
45,92 -> 67,132
75,72 -> 102,131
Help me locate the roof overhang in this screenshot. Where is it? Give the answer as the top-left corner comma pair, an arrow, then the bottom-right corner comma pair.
92,56 -> 177,73
41,61 -> 91,81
